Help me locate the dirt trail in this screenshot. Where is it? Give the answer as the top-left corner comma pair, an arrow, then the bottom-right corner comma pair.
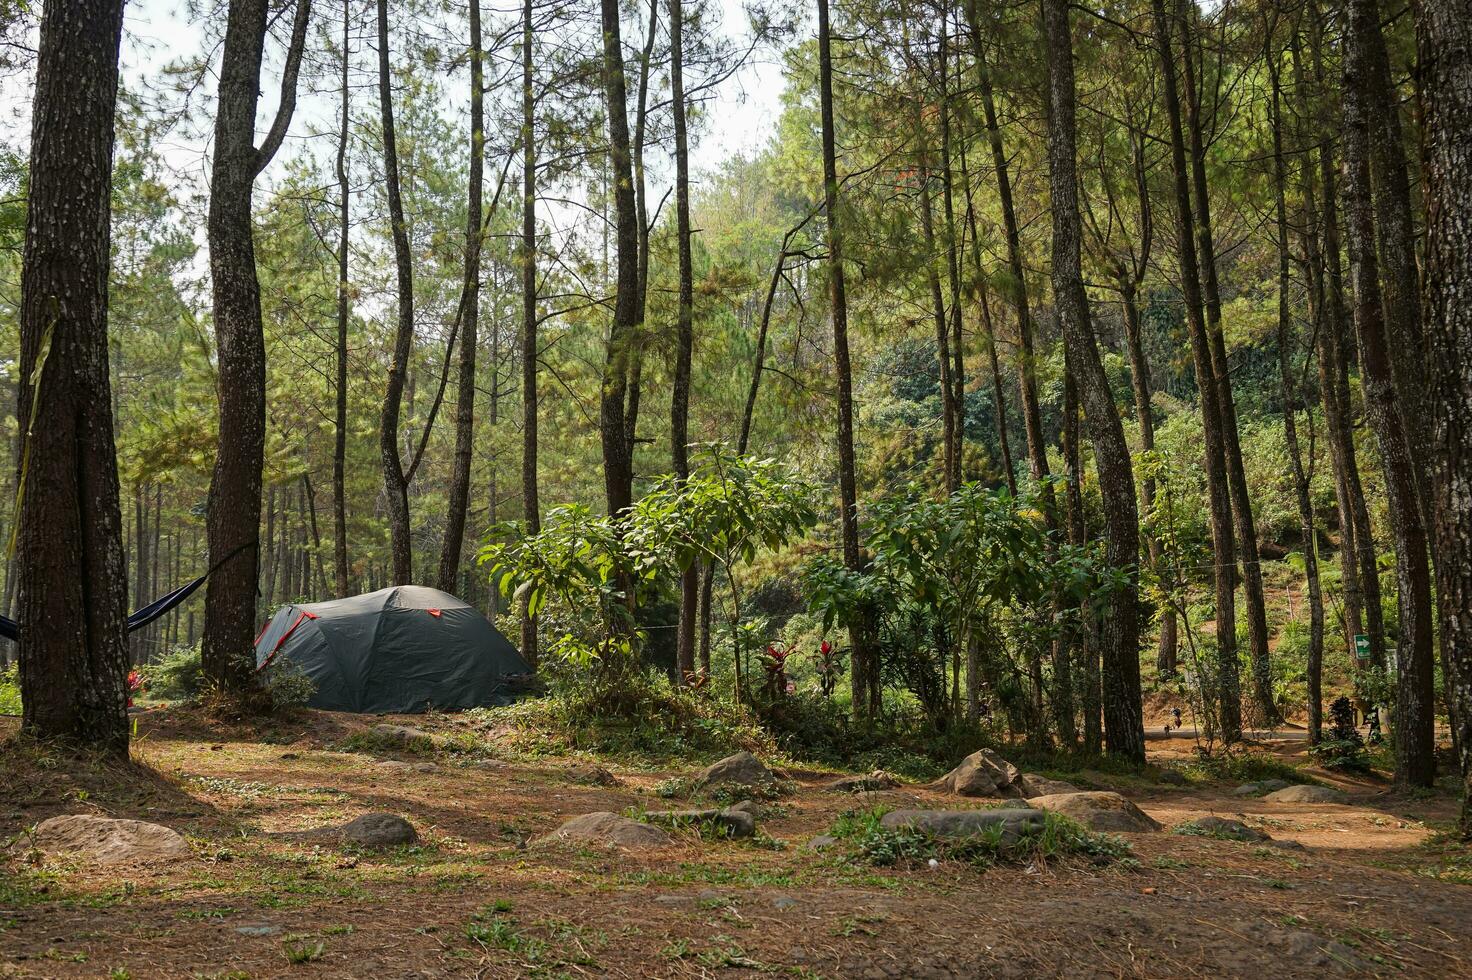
1,710 -> 1467,978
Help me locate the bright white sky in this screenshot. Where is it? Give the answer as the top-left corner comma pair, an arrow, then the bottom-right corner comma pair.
96,0 -> 789,192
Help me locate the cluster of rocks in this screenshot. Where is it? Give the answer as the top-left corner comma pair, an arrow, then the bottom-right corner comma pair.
934,749 -> 1081,800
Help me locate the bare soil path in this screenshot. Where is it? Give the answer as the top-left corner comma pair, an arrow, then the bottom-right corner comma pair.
2,709 -> 1467,978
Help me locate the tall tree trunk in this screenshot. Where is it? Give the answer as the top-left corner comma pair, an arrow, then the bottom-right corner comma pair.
670,0 -> 699,683
598,0 -> 639,533
1269,43 -> 1325,743
627,0 -> 658,468
1041,0 -> 1144,762
377,0 -> 414,585
519,0 -> 540,667
15,0 -> 130,752
1150,0 -> 1242,740
1416,0 -> 1472,834
202,0 -> 311,694
937,23 -> 964,491
818,0 -> 874,719
1356,0 -> 1432,519
1177,0 -> 1276,725
916,142 -> 956,492
439,0 -> 485,594
333,0 -> 351,598
1343,0 -> 1436,787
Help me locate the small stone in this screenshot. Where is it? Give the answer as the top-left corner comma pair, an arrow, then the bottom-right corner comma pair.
279,752 -> 300,760
772,896 -> 799,909
337,813 -> 418,848
695,751 -> 776,790
1263,785 -> 1346,804
233,924 -> 281,937
1175,816 -> 1271,842
535,812 -> 673,849
1026,792 -> 1161,833
806,834 -> 839,852
827,770 -> 901,793
368,723 -> 437,751
30,815 -> 190,866
1232,783 -> 1262,796
1018,773 -> 1079,799
643,807 -> 756,838
879,808 -> 1045,843
725,800 -> 761,816
1156,770 -> 1188,786
567,765 -> 619,786
1259,778 -> 1291,792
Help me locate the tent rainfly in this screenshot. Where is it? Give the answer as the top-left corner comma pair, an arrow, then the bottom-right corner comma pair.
254,585 -> 530,714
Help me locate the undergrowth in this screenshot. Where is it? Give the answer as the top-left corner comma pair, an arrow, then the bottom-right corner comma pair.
827,806 -> 1132,870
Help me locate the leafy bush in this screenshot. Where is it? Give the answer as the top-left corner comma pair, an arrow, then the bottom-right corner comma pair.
1311,695 -> 1368,771
258,660 -> 316,712
140,645 -> 205,702
829,806 -> 1131,869
0,663 -> 20,715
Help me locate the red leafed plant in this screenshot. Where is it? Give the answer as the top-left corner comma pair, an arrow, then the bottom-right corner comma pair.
760,641 -> 796,700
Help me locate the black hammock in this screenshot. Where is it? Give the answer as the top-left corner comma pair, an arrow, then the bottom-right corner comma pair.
0,542 -> 253,643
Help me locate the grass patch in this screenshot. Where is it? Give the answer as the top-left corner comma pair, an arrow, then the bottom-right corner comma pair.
827,806 -> 1131,870
1179,751 -> 1312,787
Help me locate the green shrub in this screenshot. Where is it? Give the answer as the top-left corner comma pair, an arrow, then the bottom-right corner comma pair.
829,806 -> 1131,869
1310,695 -> 1369,772
139,645 -> 204,702
259,660 -> 316,712
0,663 -> 20,715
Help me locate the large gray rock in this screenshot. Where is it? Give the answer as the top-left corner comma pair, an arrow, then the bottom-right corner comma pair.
695,751 -> 775,790
30,815 -> 190,866
367,724 -> 437,751
643,807 -> 756,838
827,770 -> 901,793
879,808 -> 1045,843
1263,784 -> 1346,804
1175,816 -> 1271,842
337,813 -> 418,848
1018,773 -> 1079,799
535,812 -> 673,849
1233,778 -> 1291,797
937,749 -> 1022,797
1026,792 -> 1161,833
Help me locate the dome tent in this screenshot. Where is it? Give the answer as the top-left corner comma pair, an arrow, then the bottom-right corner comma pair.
254,586 -> 530,714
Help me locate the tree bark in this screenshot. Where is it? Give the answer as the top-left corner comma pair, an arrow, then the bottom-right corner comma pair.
439,0 -> 485,594
818,0 -> 874,719
377,0 -> 414,585
670,0 -> 699,683
519,0 -> 540,667
203,0 -> 312,694
1416,0 -> 1472,830
1150,0 -> 1242,741
1041,0 -> 1144,762
333,0 -> 351,598
1176,0 -> 1276,725
1343,0 -> 1437,787
16,0 -> 130,752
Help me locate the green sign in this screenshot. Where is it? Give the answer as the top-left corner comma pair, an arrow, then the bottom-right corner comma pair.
1354,634 -> 1372,661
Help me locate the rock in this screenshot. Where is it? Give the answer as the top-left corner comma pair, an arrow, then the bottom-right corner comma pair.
879,808 -> 1045,843
567,765 -> 619,787
29,815 -> 190,866
1232,783 -> 1262,796
535,812 -> 672,849
234,923 -> 282,937
1175,816 -> 1270,842
936,749 -> 1021,797
643,807 -> 756,838
1156,770 -> 1188,786
1018,773 -> 1079,799
1026,792 -> 1161,833
695,751 -> 776,790
337,813 -> 418,848
828,770 -> 901,793
725,800 -> 761,816
772,896 -> 799,910
806,834 -> 839,852
368,723 -> 436,750
1263,784 -> 1346,804
1259,778 -> 1291,792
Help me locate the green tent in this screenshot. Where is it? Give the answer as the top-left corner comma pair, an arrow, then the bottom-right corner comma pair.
253,586 -> 530,714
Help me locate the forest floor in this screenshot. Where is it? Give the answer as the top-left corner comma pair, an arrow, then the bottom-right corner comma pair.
1,707 -> 1469,979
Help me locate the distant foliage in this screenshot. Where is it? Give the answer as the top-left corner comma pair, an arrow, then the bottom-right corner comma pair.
1311,695 -> 1369,771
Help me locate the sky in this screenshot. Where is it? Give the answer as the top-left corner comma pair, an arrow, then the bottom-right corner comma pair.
99,0 -> 791,191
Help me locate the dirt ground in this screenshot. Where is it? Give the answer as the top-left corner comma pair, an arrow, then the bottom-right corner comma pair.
2,708 -> 1469,979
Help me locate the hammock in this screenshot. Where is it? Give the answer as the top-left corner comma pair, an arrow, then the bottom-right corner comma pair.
0,541 -> 254,643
